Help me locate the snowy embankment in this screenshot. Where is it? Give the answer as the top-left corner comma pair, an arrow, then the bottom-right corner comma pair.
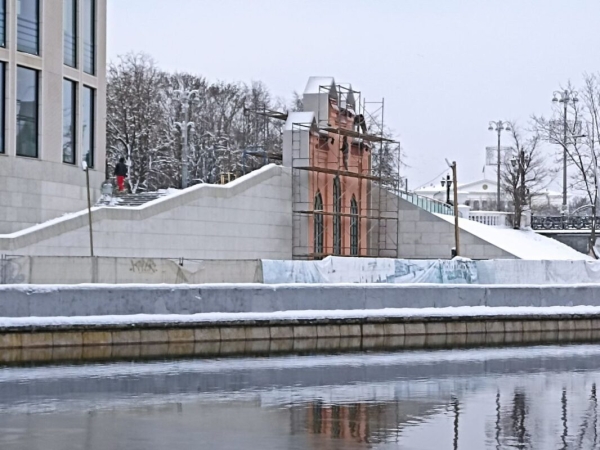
2,305 -> 600,329
435,214 -> 593,260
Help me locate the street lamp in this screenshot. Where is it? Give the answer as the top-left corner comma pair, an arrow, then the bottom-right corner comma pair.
440,174 -> 452,205
552,90 -> 579,213
488,120 -> 511,211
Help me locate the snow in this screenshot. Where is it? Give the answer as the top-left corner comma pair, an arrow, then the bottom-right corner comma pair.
284,111 -> 315,131
2,305 -> 600,329
304,76 -> 336,95
435,213 -> 593,260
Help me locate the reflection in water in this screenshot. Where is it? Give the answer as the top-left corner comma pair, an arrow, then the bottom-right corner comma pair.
1,345 -> 600,449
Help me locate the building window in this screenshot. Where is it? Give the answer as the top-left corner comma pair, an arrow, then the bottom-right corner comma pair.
63,79 -> 76,164
16,66 -> 38,158
333,176 -> 342,255
314,192 -> 324,257
83,86 -> 94,167
0,63 -> 4,153
350,196 -> 359,256
64,0 -> 77,67
17,0 -> 39,55
473,200 -> 480,210
83,0 -> 95,74
0,0 -> 6,47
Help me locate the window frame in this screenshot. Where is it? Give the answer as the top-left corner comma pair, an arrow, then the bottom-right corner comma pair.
63,0 -> 77,68
0,62 -> 5,154
82,85 -> 95,168
333,176 -> 342,255
314,191 -> 324,258
62,78 -> 77,164
17,0 -> 40,56
83,0 -> 96,75
16,65 -> 39,159
350,196 -> 359,256
0,0 -> 6,48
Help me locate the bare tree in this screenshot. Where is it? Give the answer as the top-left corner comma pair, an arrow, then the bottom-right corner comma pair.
106,53 -> 168,193
500,123 -> 551,228
532,76 -> 600,255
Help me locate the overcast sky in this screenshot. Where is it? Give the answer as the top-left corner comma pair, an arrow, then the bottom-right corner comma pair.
108,0 -> 600,190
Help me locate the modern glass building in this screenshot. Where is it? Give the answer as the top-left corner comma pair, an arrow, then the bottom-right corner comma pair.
0,0 -> 107,233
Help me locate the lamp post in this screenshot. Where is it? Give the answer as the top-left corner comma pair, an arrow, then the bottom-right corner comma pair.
488,121 -> 511,211
445,159 -> 460,257
552,90 -> 579,213
174,86 -> 199,189
440,174 -> 452,205
81,158 -> 94,257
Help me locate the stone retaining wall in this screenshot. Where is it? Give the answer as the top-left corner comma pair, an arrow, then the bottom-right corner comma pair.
1,314 -> 598,351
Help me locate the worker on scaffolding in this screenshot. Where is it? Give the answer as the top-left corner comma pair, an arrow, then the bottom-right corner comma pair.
341,136 -> 349,171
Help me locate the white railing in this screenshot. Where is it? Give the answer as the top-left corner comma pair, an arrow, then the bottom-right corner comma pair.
468,211 -> 512,227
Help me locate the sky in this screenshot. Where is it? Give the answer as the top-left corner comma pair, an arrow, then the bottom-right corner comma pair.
107,0 -> 600,191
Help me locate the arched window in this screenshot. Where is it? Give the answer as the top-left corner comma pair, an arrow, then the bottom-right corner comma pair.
333,177 -> 342,255
350,196 -> 359,256
314,192 -> 324,257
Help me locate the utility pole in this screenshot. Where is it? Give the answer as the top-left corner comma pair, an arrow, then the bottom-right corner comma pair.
452,161 -> 460,256
82,158 -> 94,257
552,90 -> 579,213
174,85 -> 199,189
488,121 -> 511,211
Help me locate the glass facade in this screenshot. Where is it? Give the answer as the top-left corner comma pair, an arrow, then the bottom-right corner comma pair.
63,79 -> 76,164
63,0 -> 77,67
16,66 -> 38,158
0,0 -> 6,47
0,63 -> 4,153
82,86 -> 94,167
84,0 -> 95,74
17,0 -> 39,55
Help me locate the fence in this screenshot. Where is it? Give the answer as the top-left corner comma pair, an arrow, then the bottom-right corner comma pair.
468,211 -> 511,227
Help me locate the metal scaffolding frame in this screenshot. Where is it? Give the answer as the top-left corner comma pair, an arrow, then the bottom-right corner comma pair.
289,83 -> 401,260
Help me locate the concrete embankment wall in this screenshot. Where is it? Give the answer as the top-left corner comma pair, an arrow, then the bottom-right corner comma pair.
2,284 -> 600,317
2,285 -> 600,353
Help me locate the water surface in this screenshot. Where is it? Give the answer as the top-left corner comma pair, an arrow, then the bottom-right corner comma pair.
1,344 -> 599,449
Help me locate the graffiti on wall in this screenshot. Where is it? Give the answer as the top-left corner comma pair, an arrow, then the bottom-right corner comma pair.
0,258 -> 26,284
129,258 -> 158,274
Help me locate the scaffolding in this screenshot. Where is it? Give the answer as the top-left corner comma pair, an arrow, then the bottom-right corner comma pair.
246,83 -> 401,260
289,83 -> 401,260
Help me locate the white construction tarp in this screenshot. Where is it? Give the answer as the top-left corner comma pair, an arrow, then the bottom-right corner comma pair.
262,257 -> 478,284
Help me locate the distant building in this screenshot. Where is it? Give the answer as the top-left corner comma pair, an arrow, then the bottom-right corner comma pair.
0,0 -> 107,233
415,178 -> 562,211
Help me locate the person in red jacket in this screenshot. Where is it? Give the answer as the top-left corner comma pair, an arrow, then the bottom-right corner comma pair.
114,157 -> 128,192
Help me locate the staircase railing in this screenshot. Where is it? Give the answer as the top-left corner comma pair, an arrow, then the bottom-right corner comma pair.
399,191 -> 454,216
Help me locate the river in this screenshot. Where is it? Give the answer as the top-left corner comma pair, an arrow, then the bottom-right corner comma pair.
1,343 -> 599,449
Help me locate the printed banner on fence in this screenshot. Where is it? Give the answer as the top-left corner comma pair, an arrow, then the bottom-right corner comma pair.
261,257 -> 478,285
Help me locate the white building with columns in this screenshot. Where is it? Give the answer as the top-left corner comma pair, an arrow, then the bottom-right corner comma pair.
0,0 -> 107,233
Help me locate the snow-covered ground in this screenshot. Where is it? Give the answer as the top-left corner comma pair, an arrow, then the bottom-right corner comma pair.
436,214 -> 593,260
2,305 -> 600,328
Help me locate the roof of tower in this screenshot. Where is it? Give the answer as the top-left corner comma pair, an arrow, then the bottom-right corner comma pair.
304,76 -> 338,99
